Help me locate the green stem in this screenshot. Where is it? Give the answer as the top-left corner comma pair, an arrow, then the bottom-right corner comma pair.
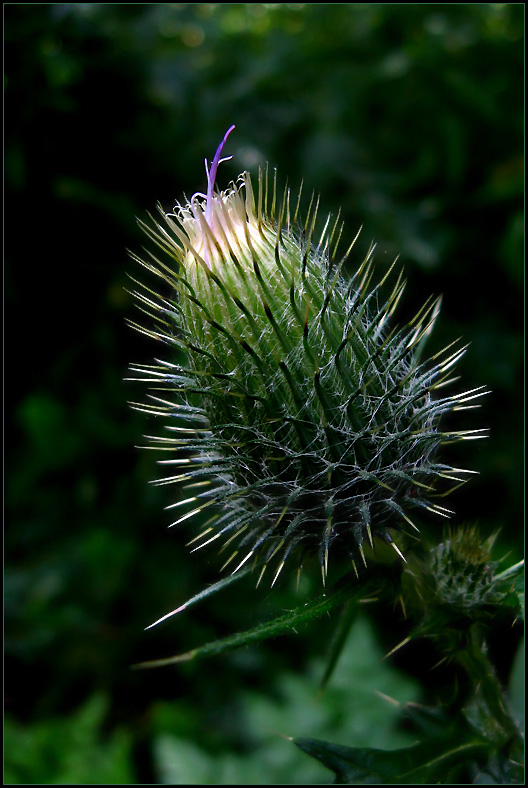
456,624 -> 522,747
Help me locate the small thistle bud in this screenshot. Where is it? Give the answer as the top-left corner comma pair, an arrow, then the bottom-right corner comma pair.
402,526 -> 501,613
128,128 -> 487,587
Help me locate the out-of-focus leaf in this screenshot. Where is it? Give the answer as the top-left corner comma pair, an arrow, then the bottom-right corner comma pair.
319,599 -> 359,689
4,695 -> 135,785
508,637 -> 525,735
152,613 -> 420,784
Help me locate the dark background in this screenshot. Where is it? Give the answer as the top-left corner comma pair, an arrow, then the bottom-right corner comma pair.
5,4 -> 523,784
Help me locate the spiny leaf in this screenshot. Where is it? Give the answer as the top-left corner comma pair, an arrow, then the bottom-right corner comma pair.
133,576 -> 378,669
294,735 -> 488,785
143,565 -> 253,630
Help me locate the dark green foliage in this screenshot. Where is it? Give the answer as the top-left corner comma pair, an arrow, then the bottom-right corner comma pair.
296,698 -> 523,784
295,736 -> 487,784
4,696 -> 135,785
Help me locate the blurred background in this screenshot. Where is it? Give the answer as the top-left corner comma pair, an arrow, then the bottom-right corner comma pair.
5,4 -> 523,784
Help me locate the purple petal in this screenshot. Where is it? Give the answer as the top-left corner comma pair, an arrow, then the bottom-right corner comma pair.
205,125 -> 236,224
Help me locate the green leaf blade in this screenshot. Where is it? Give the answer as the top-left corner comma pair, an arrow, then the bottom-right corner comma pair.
133,576 -> 377,669
294,736 -> 488,785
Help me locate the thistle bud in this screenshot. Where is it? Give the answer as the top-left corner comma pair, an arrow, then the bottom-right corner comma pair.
402,526 -> 500,613
128,128 -> 487,587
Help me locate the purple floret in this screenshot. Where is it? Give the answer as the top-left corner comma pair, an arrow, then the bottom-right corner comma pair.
205,125 -> 236,225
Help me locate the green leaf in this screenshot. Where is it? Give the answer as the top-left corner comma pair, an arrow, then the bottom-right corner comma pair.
294,736 -> 488,785
144,565 -> 253,630
4,695 -> 135,785
320,599 -> 359,689
472,752 -> 525,785
494,561 -> 524,621
133,575 -> 378,668
508,637 -> 524,734
151,612 -> 420,783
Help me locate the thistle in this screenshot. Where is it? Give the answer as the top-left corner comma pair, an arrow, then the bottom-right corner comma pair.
402,526 -> 502,614
128,126 -> 487,589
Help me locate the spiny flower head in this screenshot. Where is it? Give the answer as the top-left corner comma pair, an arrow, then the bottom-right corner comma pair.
428,526 -> 499,609
128,127 -> 487,588
401,526 -> 503,617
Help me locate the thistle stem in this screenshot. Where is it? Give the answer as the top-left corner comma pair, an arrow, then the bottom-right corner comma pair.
455,624 -> 522,748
